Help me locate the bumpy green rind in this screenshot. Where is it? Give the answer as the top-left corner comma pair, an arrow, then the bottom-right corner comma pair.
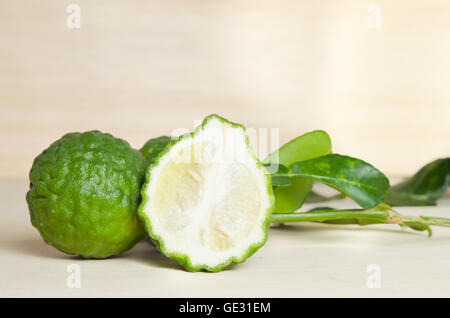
140,136 -> 173,164
26,131 -> 147,258
138,114 -> 275,272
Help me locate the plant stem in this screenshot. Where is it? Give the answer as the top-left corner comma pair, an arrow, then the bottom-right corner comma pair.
401,216 -> 450,227
270,203 -> 450,237
271,208 -> 389,223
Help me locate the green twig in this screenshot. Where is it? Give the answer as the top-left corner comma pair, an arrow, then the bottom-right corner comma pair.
270,203 -> 450,237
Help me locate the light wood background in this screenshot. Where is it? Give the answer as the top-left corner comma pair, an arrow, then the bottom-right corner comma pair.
2,179 -> 450,297
1,0 -> 449,179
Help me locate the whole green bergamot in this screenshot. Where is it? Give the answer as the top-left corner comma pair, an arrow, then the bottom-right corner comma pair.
140,136 -> 172,164
26,131 -> 147,258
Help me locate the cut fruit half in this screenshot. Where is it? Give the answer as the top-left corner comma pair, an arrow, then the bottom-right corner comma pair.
138,114 -> 274,271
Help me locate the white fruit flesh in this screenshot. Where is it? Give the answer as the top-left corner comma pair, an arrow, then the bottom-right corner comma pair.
141,117 -> 272,268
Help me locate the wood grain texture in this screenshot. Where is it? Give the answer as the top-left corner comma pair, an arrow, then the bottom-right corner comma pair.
0,0 -> 449,178
2,179 -> 450,297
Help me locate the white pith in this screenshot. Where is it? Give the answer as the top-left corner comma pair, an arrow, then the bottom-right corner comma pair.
142,118 -> 271,267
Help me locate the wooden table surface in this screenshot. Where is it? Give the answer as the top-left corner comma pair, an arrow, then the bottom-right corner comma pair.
1,179 -> 450,298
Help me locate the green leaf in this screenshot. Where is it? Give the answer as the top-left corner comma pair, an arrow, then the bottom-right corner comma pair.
264,164 -> 291,186
264,130 -> 332,167
385,158 -> 450,206
307,206 -> 335,212
263,130 -> 332,213
305,191 -> 345,203
284,154 -> 390,209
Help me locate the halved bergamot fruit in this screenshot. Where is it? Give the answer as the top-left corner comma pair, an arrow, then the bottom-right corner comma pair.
138,114 -> 274,271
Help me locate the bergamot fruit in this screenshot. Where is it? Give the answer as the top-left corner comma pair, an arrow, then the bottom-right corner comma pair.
140,136 -> 172,164
138,115 -> 274,271
26,131 -> 147,258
